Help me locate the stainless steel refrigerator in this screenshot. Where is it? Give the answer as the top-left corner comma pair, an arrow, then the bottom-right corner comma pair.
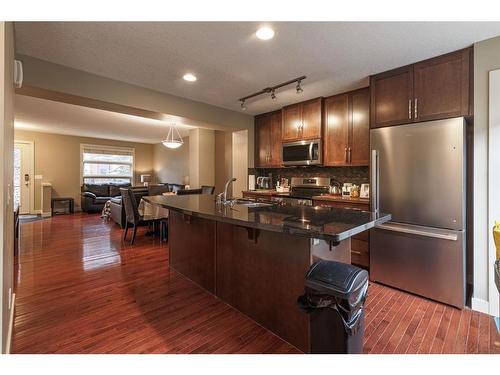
370,117 -> 466,308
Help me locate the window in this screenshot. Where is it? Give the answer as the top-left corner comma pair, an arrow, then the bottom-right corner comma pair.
81,144 -> 134,185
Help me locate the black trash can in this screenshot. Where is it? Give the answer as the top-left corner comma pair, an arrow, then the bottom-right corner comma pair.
297,260 -> 369,354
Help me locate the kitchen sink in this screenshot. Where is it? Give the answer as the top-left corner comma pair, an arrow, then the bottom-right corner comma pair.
230,199 -> 273,208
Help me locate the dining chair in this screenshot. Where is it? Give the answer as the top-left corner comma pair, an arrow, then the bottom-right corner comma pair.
148,184 -> 170,196
120,187 -> 156,245
176,188 -> 203,195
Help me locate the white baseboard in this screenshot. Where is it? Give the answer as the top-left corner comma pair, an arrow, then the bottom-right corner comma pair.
41,210 -> 52,218
5,293 -> 15,354
471,297 -> 490,314
32,209 -> 42,214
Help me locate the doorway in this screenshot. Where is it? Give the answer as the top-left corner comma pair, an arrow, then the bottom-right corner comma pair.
14,140 -> 34,215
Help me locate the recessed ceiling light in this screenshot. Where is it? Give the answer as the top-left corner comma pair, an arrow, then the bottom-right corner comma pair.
256,26 -> 274,40
183,73 -> 197,82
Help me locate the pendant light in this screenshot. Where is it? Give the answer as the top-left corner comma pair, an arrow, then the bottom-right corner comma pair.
162,124 -> 184,149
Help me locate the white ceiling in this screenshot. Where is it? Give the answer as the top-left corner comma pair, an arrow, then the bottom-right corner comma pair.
15,95 -> 193,144
14,22 -> 500,115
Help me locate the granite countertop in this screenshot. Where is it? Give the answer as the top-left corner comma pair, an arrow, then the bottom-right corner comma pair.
242,190 -> 282,195
244,191 -> 370,204
144,195 -> 390,242
312,194 -> 370,204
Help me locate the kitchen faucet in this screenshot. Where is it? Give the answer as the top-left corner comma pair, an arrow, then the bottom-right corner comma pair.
217,178 -> 237,204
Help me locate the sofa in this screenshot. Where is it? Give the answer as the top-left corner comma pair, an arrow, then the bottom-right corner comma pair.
81,183 -> 131,213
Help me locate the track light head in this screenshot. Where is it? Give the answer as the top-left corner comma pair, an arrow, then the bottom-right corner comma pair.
296,80 -> 303,94
240,100 -> 247,111
270,89 -> 276,100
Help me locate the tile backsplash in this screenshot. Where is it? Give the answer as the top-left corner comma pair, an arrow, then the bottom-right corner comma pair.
248,166 -> 369,187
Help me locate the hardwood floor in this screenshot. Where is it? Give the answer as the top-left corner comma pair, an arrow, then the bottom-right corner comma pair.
12,213 -> 500,354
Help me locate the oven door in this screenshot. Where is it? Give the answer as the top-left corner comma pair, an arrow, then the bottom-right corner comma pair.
282,140 -> 321,166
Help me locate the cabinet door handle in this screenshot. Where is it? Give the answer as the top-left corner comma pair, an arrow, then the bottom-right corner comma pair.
345,147 -> 348,163
414,98 -> 418,119
348,147 -> 352,164
351,250 -> 362,255
408,99 -> 412,119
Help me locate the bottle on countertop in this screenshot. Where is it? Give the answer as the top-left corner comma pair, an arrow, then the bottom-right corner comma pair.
351,185 -> 360,198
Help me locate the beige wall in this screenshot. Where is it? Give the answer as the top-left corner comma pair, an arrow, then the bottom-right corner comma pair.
17,54 -> 255,168
189,128 -> 215,188
153,137 -> 189,185
14,130 -> 154,212
473,35 -> 500,315
232,130 -> 249,198
214,131 -> 232,195
0,22 -> 15,353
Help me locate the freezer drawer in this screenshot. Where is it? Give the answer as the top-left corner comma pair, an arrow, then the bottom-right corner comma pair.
370,223 -> 465,308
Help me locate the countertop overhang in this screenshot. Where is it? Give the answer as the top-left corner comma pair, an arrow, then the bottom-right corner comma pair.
143,195 -> 391,243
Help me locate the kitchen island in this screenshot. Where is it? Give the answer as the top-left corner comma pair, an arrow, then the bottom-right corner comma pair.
143,194 -> 390,352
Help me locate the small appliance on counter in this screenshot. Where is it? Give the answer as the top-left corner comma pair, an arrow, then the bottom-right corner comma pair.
360,183 -> 370,199
342,183 -> 353,197
329,181 -> 342,195
248,175 -> 256,191
276,178 -> 290,193
256,176 -> 271,190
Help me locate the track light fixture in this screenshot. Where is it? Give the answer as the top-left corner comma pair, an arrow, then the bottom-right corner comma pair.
296,80 -> 303,94
237,75 -> 306,111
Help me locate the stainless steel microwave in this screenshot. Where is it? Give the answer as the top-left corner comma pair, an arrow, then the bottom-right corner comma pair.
282,139 -> 322,166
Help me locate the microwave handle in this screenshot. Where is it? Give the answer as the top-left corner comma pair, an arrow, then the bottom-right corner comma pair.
308,142 -> 313,161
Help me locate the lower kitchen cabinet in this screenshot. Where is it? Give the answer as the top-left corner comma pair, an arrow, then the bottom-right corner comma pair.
312,198 -> 370,268
168,211 -> 216,293
216,222 -> 310,352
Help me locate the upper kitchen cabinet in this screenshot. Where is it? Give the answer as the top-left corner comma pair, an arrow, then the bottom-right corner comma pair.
324,88 -> 370,166
370,47 -> 472,128
282,98 -> 323,142
370,66 -> 413,128
413,48 -> 471,122
255,110 -> 282,168
323,94 -> 349,166
349,88 -> 370,165
282,103 -> 301,141
301,98 -> 323,139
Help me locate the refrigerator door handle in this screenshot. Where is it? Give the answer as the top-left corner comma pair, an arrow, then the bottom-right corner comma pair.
371,150 -> 379,214
376,223 -> 459,241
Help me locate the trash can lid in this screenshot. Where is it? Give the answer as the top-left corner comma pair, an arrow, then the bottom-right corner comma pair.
304,260 -> 368,300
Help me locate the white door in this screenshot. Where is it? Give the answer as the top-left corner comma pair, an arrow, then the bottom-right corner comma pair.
14,141 -> 34,214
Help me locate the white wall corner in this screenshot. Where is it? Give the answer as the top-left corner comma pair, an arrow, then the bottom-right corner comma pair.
488,69 -> 500,318
5,293 -> 15,354
471,297 -> 490,315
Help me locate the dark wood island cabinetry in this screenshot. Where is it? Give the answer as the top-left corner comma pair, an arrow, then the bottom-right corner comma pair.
146,195 -> 390,352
